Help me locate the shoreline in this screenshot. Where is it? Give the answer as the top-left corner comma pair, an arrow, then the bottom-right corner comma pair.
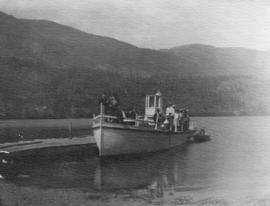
0,180 -> 269,206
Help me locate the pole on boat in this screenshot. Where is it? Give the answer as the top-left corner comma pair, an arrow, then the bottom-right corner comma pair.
154,112 -> 159,130
99,102 -> 104,156
100,102 -> 104,117
69,120 -> 73,139
135,114 -> 139,127
100,102 -> 104,125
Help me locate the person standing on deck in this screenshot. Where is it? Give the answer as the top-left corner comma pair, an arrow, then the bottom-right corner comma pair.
109,94 -> 124,122
108,94 -> 119,115
185,108 -> 190,130
174,109 -> 180,132
182,109 -> 190,131
166,104 -> 175,131
179,110 -> 184,131
153,108 -> 163,129
128,107 -> 137,119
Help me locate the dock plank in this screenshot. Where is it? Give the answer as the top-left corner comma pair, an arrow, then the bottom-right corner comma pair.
0,135 -> 96,154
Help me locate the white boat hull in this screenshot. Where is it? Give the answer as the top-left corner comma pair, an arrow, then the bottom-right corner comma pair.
93,123 -> 195,156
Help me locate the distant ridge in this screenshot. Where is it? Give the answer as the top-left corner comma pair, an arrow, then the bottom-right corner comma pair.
163,43 -> 270,77
1,11 -> 270,77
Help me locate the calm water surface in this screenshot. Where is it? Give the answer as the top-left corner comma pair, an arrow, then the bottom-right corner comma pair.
0,119 -> 91,143
1,116 -> 270,204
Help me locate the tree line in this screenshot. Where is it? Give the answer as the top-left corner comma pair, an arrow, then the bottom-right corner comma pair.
0,57 -> 268,119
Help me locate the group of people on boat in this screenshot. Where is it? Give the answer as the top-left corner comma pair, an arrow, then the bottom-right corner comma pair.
153,104 -> 190,132
98,93 -> 190,131
99,93 -> 123,122
99,93 -> 137,123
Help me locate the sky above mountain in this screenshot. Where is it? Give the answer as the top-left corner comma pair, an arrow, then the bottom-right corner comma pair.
1,0 -> 270,50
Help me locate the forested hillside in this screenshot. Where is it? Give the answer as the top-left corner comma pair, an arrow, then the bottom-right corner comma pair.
0,11 -> 269,118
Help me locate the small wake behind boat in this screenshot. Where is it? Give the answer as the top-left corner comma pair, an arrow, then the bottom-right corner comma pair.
92,92 -> 196,156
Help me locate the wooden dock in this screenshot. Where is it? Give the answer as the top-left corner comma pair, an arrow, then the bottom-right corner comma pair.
0,135 -> 97,158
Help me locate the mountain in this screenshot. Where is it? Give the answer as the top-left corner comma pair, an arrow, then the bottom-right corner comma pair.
163,44 -> 270,77
1,11 -> 270,77
0,11 -> 175,76
0,11 -> 270,118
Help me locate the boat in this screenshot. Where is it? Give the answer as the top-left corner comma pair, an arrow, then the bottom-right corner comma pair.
191,129 -> 211,142
92,92 -> 196,156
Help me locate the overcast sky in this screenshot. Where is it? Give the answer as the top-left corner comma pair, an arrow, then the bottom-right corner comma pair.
1,0 -> 270,50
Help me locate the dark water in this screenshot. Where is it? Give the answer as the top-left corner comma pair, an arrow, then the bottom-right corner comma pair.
1,117 -> 270,201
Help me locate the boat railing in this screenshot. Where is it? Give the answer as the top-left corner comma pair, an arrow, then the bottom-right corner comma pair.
92,114 -> 118,125
92,111 -> 197,131
92,114 -> 155,127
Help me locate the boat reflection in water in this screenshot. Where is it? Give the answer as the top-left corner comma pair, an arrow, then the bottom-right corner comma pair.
1,144 -> 190,195
94,145 -> 189,193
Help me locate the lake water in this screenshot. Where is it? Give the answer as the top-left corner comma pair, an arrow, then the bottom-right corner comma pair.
1,116 -> 270,206
0,119 -> 91,143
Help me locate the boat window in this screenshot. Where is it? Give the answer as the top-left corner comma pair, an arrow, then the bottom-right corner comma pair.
149,96 -> 155,107
156,96 -> 160,107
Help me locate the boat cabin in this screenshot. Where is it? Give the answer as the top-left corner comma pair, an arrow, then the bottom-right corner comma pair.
145,91 -> 163,118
